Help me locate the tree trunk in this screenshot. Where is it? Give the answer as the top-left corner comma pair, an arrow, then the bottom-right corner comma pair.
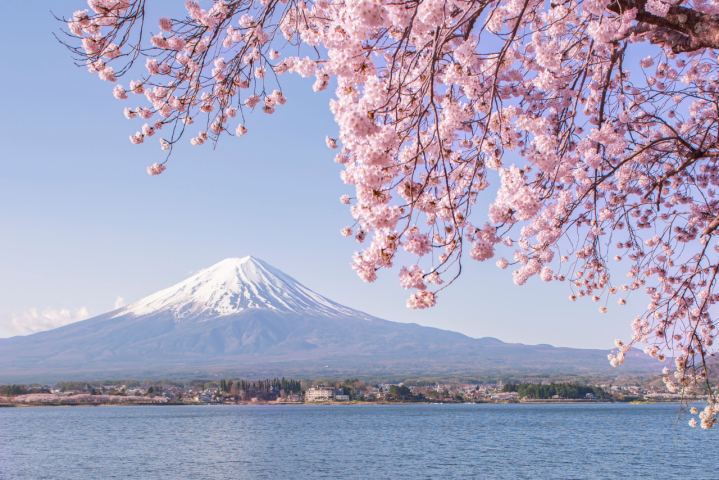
608,0 -> 719,52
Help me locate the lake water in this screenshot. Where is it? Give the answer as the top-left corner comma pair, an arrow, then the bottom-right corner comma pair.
0,403 -> 716,479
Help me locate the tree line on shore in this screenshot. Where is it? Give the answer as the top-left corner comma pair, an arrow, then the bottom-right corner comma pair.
217,377 -> 302,401
502,383 -> 606,399
0,377 -> 305,399
0,385 -> 50,396
2,379 -> 635,403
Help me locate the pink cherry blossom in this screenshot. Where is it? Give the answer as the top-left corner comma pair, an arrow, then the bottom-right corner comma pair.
403,231 -> 431,256
406,291 -> 436,309
158,17 -> 172,32
147,163 -> 166,175
399,265 -> 427,290
113,84 -> 127,99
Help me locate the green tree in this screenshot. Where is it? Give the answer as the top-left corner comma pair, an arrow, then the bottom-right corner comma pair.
0,385 -> 28,396
389,385 -> 411,400
503,382 -> 605,399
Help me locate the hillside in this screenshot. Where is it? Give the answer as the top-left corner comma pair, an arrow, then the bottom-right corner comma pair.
0,257 -> 663,382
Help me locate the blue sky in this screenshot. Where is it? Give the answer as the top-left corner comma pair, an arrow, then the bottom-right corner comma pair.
0,2 -> 639,348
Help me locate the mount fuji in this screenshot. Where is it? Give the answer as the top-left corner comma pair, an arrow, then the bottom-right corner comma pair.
115,257 -> 372,321
0,257 -> 659,382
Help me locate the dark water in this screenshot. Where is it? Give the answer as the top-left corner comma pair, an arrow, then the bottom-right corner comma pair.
0,403 -> 716,479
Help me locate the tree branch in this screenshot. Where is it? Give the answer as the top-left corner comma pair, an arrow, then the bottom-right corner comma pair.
608,0 -> 719,52
703,215 -> 719,236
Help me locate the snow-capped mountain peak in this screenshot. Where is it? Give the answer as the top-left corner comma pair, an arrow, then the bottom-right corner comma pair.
115,256 -> 367,320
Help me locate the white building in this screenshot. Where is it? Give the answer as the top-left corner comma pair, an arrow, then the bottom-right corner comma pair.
305,385 -> 337,402
490,392 -> 518,401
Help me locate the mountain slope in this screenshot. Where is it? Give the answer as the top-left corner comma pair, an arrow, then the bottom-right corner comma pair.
0,257 -> 662,382
116,256 -> 371,320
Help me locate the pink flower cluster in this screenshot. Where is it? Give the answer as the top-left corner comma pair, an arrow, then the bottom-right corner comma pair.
10,394 -> 168,405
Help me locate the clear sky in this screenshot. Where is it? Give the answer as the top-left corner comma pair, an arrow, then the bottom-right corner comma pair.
0,2 -> 639,348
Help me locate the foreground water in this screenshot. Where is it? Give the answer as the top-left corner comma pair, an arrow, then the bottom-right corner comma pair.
0,403 -> 716,479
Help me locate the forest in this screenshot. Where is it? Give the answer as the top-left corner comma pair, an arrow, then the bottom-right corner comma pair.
502,383 -> 606,400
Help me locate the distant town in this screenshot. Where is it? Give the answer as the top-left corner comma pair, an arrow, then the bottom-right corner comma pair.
0,377 -> 710,406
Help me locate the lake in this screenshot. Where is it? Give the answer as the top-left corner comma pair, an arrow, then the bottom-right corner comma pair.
0,403 -> 716,479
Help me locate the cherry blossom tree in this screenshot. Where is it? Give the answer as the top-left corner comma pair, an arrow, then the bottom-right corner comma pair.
10,393 -> 168,405
61,0 -> 719,427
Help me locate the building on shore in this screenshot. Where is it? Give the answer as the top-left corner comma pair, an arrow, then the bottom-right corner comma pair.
305,385 -> 341,402
490,392 -> 519,401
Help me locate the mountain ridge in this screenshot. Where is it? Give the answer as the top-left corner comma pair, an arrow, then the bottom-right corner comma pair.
0,257 -> 664,382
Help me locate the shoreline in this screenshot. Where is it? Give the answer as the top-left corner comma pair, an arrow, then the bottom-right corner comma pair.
0,400 -> 687,408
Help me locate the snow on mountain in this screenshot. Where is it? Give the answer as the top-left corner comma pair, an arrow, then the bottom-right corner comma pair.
0,256 -> 666,382
114,256 -> 369,321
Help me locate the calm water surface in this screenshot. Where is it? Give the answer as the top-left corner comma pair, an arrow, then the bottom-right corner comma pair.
0,403 -> 716,479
